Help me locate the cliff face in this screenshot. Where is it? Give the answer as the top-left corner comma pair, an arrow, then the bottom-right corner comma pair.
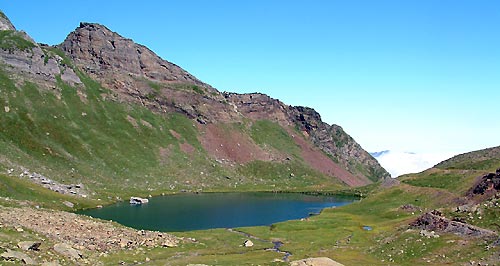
0,11 -> 388,190
58,22 -> 238,123
225,93 -> 389,182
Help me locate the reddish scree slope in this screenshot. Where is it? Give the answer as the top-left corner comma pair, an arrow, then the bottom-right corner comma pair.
200,123 -> 370,187
200,124 -> 275,164
288,129 -> 371,187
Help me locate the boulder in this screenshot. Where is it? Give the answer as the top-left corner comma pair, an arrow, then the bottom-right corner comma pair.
1,250 -> 37,265
161,239 -> 178,248
243,239 -> 254,247
62,201 -> 74,208
419,230 -> 440,238
290,257 -> 344,266
18,241 -> 41,251
130,197 -> 149,204
53,243 -> 82,260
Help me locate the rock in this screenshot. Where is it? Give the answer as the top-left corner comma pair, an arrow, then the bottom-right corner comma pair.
0,11 -> 16,30
410,212 -> 497,239
1,250 -> 37,265
290,257 -> 344,266
18,241 -> 42,251
400,204 -> 422,213
129,197 -> 149,204
419,230 -> 440,238
4,106 -> 9,113
243,239 -> 254,247
53,243 -> 82,260
62,201 -> 74,208
469,170 -> 500,196
161,239 -> 178,248
60,68 -> 81,84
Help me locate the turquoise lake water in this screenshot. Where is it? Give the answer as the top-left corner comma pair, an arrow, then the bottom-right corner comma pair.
79,192 -> 355,232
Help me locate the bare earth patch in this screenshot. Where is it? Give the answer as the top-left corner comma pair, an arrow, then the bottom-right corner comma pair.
169,129 -> 182,140
180,142 -> 195,155
200,124 -> 274,164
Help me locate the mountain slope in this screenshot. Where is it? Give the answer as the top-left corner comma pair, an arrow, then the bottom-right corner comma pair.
0,11 -> 388,202
435,145 -> 500,171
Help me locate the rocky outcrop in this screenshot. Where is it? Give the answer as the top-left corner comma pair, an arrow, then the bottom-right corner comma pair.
1,250 -> 37,265
290,107 -> 390,182
410,211 -> 497,239
53,243 -> 83,260
0,11 -> 15,31
12,168 -> 87,198
0,15 -> 81,87
58,22 -> 237,123
225,93 -> 390,183
59,23 -> 203,86
469,168 -> 500,196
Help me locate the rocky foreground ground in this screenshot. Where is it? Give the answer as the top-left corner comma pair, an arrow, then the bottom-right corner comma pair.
0,206 -> 181,265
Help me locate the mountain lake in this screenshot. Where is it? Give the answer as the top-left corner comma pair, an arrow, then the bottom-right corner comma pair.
78,192 -> 356,232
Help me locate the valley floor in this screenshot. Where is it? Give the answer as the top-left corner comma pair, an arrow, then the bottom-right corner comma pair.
1,168 -> 500,266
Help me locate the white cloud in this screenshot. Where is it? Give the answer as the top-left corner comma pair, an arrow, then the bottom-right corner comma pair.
372,150 -> 457,178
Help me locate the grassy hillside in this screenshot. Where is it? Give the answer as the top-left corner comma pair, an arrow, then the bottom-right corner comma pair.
435,146 -> 500,171
0,61 -> 347,202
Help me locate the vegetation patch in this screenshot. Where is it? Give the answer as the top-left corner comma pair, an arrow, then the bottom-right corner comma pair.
250,120 -> 301,158
0,30 -> 35,51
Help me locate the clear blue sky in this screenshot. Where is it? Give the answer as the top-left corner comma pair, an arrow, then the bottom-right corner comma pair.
2,1 -> 499,155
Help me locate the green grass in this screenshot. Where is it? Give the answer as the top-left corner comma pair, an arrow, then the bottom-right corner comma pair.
42,46 -> 74,67
0,30 -> 35,51
399,168 -> 484,195
191,85 -> 205,95
0,173 -> 98,210
250,120 -> 302,158
440,158 -> 500,171
169,83 -> 206,95
435,146 -> 500,171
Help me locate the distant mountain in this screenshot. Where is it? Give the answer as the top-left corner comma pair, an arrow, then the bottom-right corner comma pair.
371,150 -> 455,177
0,10 -> 389,201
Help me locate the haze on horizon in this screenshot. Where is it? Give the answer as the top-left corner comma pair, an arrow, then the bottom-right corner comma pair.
2,1 -> 499,170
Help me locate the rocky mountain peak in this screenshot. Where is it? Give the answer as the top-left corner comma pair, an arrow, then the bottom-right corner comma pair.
0,11 -> 16,31
58,21 -> 205,86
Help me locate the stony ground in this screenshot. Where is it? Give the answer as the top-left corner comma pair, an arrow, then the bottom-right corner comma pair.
0,206 -> 182,265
